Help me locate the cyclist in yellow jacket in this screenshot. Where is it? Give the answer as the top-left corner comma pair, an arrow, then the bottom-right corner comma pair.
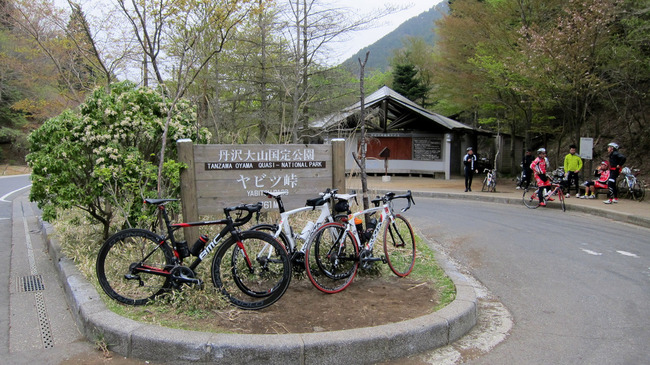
563,144 -> 583,198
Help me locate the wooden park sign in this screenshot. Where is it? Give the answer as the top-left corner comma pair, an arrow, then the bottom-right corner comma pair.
176,139 -> 346,238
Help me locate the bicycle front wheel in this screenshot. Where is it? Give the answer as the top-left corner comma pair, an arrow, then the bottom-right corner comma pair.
522,188 -> 540,209
558,188 -> 566,212
383,214 -> 416,277
304,222 -> 359,294
617,179 -> 629,199
211,230 -> 291,310
96,228 -> 174,305
481,178 -> 488,192
489,179 -> 497,192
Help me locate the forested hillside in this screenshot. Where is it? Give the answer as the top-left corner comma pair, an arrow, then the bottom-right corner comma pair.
1,0 -> 648,177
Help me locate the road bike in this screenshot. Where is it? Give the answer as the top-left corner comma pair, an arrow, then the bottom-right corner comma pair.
96,199 -> 291,310
617,167 -> 645,201
251,188 -> 357,276
481,168 -> 497,192
303,191 -> 416,294
522,183 -> 566,211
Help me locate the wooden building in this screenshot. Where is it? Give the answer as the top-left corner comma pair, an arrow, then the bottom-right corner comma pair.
313,86 -> 488,179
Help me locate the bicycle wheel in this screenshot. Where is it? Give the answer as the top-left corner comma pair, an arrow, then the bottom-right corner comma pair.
96,228 -> 174,305
522,188 -> 540,209
211,230 -> 291,310
489,179 -> 497,192
481,178 -> 488,192
630,181 -> 645,201
383,214 -> 416,277
558,188 -> 566,212
304,222 -> 359,294
617,178 -> 629,199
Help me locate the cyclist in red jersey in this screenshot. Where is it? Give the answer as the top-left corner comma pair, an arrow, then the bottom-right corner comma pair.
531,148 -> 552,206
581,161 -> 610,199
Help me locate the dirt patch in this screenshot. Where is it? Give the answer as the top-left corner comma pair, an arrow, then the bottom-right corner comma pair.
159,276 -> 439,334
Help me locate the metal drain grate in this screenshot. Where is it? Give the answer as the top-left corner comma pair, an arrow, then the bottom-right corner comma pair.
35,292 -> 54,348
18,275 -> 45,292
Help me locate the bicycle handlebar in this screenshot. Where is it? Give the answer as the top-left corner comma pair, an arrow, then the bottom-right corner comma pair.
370,190 -> 415,212
224,202 -> 263,225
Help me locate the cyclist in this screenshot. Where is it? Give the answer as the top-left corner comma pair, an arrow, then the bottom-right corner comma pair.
580,161 -> 610,199
531,148 -> 552,206
605,142 -> 626,204
563,144 -> 583,198
463,147 -> 477,192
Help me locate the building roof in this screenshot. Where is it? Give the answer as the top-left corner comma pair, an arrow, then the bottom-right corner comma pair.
313,85 -> 475,134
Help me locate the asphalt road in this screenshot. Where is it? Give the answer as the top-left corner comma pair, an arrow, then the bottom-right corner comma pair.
407,197 -> 650,364
2,175 -> 648,364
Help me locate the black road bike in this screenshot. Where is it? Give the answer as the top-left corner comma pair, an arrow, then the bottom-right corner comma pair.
96,199 -> 291,310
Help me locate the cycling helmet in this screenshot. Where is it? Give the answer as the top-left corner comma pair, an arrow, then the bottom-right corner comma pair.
607,142 -> 619,150
537,148 -> 546,154
622,167 -> 631,175
466,147 -> 473,151
601,161 -> 610,169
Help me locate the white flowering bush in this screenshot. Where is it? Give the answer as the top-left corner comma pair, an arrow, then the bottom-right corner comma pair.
27,81 -> 211,239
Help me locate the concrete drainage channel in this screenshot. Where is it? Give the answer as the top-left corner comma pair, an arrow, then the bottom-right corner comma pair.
41,220 -> 479,364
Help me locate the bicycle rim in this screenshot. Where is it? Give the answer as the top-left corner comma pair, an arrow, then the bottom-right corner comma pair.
631,182 -> 644,201
559,190 -> 566,211
383,215 -> 416,277
211,230 -> 291,310
481,179 -> 487,192
96,229 -> 173,305
490,180 -> 497,192
304,222 -> 359,294
522,189 -> 540,209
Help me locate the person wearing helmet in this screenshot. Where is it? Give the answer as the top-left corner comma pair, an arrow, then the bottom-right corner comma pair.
463,147 -> 478,192
530,148 -> 552,206
580,161 -> 610,199
605,142 -> 626,204
563,144 -> 583,198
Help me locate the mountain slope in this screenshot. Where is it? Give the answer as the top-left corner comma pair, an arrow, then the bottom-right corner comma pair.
341,2 -> 448,72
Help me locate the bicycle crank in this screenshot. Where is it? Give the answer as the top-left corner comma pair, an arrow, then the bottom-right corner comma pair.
170,266 -> 202,287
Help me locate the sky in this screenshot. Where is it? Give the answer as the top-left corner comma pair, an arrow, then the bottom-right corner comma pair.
330,0 -> 445,63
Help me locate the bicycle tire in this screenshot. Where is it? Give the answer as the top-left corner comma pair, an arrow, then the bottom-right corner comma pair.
481,178 -> 488,192
211,230 -> 291,310
383,214 -> 416,277
250,223 -> 290,251
96,228 -> 174,306
304,222 -> 359,294
522,188 -> 540,209
489,179 -> 497,192
559,188 -> 566,212
630,182 -> 645,201
617,178 -> 629,199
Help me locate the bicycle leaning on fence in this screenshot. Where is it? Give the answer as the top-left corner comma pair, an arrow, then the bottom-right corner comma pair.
482,168 -> 497,192
96,199 -> 292,310
617,167 -> 645,201
522,182 -> 566,211
251,188 -> 357,276
303,191 -> 417,294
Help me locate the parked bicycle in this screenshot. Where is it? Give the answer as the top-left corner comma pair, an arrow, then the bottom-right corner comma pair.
522,183 -> 566,211
251,188 -> 357,275
482,168 -> 497,192
96,199 -> 291,310
617,167 -> 645,201
303,191 -> 416,294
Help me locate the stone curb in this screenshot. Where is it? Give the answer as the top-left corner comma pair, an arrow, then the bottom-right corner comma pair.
40,219 -> 478,364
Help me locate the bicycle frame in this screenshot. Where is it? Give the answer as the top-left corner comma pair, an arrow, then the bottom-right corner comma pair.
134,200 -> 258,277
256,190 -> 356,264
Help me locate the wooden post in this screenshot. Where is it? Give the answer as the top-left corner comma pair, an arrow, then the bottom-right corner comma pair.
332,138 -> 346,192
177,139 -> 199,244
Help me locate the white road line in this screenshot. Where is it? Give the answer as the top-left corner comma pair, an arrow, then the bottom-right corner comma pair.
616,250 -> 639,258
0,184 -> 32,202
581,248 -> 602,256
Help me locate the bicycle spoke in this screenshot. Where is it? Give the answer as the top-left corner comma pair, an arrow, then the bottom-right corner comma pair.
383,215 -> 416,277
305,222 -> 359,294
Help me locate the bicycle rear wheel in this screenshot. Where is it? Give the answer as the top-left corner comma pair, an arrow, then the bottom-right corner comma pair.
211,230 -> 291,310
96,228 -> 174,305
522,188 -> 541,209
630,182 -> 645,201
304,222 -> 359,294
559,188 -> 566,211
383,214 -> 416,277
489,179 -> 497,192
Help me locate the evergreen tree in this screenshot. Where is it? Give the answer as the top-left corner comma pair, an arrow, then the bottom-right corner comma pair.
392,63 -> 429,105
